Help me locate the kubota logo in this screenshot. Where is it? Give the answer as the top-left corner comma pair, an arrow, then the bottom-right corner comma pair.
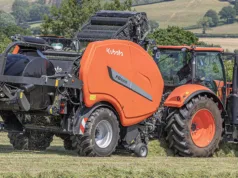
106,48 -> 123,56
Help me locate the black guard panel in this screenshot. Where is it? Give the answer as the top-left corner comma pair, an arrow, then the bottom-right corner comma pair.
4,54 -> 56,110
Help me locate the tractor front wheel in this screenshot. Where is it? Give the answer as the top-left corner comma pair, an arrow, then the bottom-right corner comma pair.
165,95 -> 222,157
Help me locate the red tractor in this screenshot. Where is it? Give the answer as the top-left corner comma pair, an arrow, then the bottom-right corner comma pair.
152,45 -> 237,157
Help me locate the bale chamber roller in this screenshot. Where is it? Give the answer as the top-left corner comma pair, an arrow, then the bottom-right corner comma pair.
77,10 -> 150,43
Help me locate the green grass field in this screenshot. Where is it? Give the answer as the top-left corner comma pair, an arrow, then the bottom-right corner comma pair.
135,0 -> 230,28
0,133 -> 237,177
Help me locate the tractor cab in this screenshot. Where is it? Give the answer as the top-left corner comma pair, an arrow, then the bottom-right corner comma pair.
153,46 -> 228,104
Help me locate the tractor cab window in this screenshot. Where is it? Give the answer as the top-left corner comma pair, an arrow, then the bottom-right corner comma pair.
155,49 -> 192,86
195,52 -> 224,93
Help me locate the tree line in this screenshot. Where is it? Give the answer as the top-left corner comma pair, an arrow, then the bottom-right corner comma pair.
198,1 -> 238,34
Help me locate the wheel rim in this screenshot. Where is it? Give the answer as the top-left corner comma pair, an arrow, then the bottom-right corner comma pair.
140,147 -> 147,157
190,109 -> 216,148
95,120 -> 113,148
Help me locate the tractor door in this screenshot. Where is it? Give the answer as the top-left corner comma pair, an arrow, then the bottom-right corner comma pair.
195,51 -> 227,104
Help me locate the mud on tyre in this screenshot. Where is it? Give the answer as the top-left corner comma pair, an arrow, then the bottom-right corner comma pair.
165,95 -> 223,157
71,108 -> 120,157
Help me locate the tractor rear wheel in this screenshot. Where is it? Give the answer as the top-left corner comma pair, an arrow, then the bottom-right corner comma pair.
165,95 -> 222,157
28,131 -> 54,151
8,132 -> 28,150
71,108 -> 120,157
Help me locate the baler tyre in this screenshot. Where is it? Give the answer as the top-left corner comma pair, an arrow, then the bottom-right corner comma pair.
56,134 -> 76,151
165,95 -> 222,157
28,131 -> 54,151
64,139 -> 75,150
71,108 -> 120,157
63,136 -> 76,151
8,132 -> 28,150
134,143 -> 148,157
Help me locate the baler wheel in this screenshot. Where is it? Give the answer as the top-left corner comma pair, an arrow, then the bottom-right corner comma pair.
134,143 -> 148,157
8,132 -> 28,150
28,131 -> 54,151
165,95 -> 222,157
63,139 -> 75,150
60,135 -> 76,151
71,108 -> 120,157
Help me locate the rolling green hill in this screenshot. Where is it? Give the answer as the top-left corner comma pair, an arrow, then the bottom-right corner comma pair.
134,0 -> 231,28
1,0 -> 237,36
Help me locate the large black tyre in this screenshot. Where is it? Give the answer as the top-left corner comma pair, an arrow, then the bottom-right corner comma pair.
71,108 -> 120,157
57,134 -> 76,151
165,95 -> 222,157
63,138 -> 75,150
28,131 -> 54,151
8,132 -> 28,150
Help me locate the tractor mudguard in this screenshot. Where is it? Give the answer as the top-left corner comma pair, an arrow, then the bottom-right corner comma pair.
164,84 -> 224,110
72,103 -> 117,135
79,40 -> 164,127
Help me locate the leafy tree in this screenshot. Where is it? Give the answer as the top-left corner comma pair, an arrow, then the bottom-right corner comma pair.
148,26 -> 199,46
29,3 -> 50,21
0,33 -> 11,53
12,0 -> 29,12
12,0 -> 30,24
41,0 -> 132,37
204,9 -> 219,27
224,60 -> 234,82
0,25 -> 31,37
104,0 -> 132,10
234,0 -> 238,14
219,6 -> 236,24
197,17 -> 213,34
0,24 -> 30,53
41,0 -> 101,37
0,11 -> 16,28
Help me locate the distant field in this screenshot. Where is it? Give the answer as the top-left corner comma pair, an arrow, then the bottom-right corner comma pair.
135,0 -> 230,28
199,38 -> 238,52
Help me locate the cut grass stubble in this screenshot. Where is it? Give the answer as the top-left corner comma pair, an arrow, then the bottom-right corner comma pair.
0,133 -> 237,177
